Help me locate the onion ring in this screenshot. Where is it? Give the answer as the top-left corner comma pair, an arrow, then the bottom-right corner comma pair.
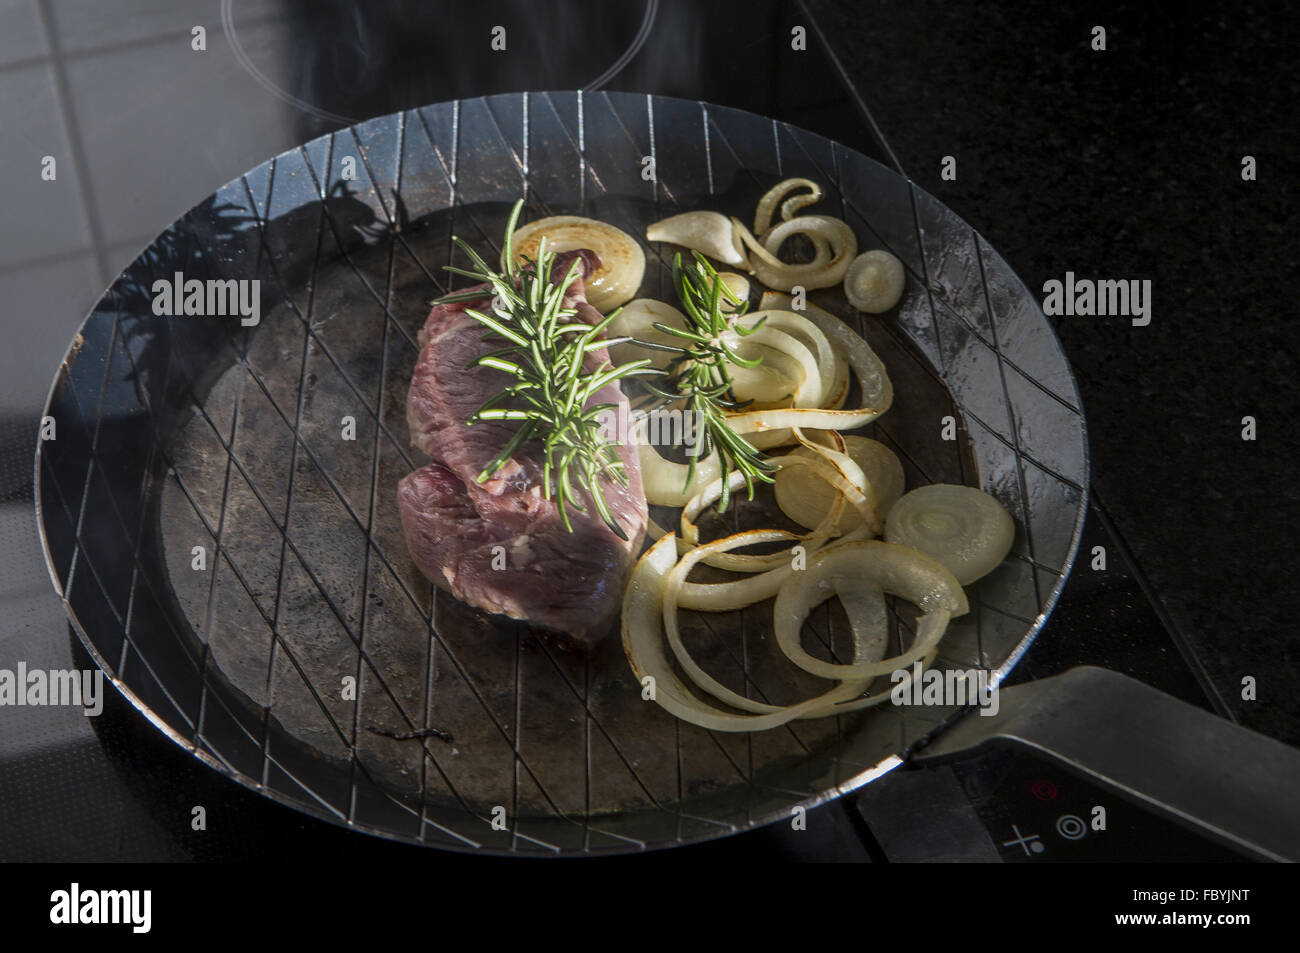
754,178 -> 825,237
772,539 -> 967,682
733,215 -> 858,292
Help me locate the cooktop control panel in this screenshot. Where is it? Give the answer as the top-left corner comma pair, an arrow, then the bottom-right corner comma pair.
855,750 -> 1246,863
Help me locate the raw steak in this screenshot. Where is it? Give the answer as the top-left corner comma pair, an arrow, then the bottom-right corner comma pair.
398,250 -> 646,645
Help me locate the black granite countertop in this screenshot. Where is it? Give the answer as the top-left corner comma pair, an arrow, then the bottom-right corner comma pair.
807,0 -> 1300,740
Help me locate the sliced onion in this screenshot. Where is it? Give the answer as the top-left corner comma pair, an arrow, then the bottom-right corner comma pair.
623,533 -> 877,732
622,534 -> 953,731
509,215 -> 646,314
726,342 -> 804,409
676,458 -> 879,610
609,298 -> 813,407
777,317 -> 849,411
606,297 -> 687,369
721,324 -> 820,407
775,435 -> 904,532
733,215 -> 858,292
773,539 -> 968,682
676,556 -> 807,612
885,484 -> 1016,585
717,271 -> 751,309
740,310 -> 838,408
720,299 -> 893,437
647,210 -> 748,266
763,292 -> 887,409
834,581 -> 890,667
754,178 -> 825,237
678,456 -> 847,572
637,443 -> 723,507
845,250 -> 906,313
665,530 -> 836,714
717,308 -> 838,412
622,535 -> 774,732
786,428 -> 884,535
820,583 -> 943,715
754,295 -> 850,415
628,313 -> 830,504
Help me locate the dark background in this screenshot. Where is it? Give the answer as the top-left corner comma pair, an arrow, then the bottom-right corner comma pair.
803,0 -> 1300,738
0,0 -> 1296,860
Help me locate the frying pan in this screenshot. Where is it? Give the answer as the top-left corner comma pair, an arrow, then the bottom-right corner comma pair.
36,91 -> 1300,858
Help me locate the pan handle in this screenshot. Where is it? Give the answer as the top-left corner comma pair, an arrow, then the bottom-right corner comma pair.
909,666 -> 1300,862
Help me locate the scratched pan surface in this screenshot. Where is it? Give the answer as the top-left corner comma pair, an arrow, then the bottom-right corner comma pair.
36,92 -> 1088,854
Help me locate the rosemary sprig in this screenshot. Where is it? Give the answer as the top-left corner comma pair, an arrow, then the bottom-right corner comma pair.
640,251 -> 778,513
432,199 -> 658,540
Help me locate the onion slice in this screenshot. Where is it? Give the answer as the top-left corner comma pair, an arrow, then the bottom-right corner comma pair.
606,297 -> 687,370
676,456 -> 878,610
772,539 -> 968,682
757,294 -> 850,412
636,443 -> 723,508
717,271 -> 751,309
622,534 -> 957,731
723,324 -> 820,407
733,215 -> 858,292
845,250 -> 906,313
885,484 -> 1016,585
721,298 -> 893,437
509,215 -> 646,313
754,178 -> 825,236
665,530 -> 825,714
740,310 -> 839,408
678,456 -> 848,572
623,534 -> 879,732
726,342 -> 805,409
717,309 -> 840,412
646,210 -> 749,266
775,435 -> 904,532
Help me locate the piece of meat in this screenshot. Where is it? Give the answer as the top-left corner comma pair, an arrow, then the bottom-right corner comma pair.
398,250 -> 647,645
